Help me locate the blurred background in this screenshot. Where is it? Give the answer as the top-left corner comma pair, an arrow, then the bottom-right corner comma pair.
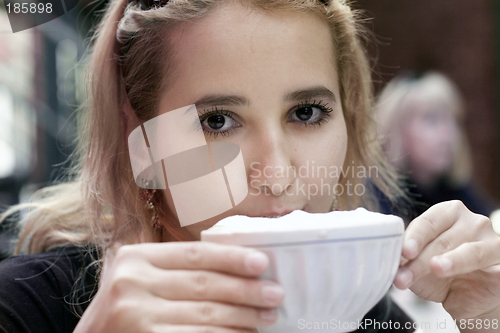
356,0 -> 500,202
0,0 -> 107,257
0,1 -> 499,248
344,2 -> 500,329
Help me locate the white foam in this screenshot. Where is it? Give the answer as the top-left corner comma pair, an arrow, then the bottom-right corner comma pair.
201,208 -> 404,246
207,208 -> 398,232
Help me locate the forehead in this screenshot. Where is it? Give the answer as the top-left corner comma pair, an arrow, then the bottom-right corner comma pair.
162,2 -> 338,107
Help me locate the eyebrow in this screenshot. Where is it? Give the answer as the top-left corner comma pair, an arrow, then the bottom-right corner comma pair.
285,86 -> 337,103
193,86 -> 336,109
194,94 -> 249,109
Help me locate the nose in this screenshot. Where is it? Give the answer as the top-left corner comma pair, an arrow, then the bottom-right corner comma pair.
247,128 -> 296,196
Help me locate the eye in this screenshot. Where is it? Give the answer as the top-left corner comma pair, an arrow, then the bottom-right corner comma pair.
205,114 -> 232,130
199,108 -> 241,138
289,100 -> 333,126
293,106 -> 320,122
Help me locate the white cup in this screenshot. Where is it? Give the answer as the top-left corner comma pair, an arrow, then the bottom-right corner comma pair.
201,208 -> 404,333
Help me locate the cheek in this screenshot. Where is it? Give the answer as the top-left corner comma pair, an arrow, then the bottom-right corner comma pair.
295,118 -> 348,184
405,120 -> 430,155
324,125 -> 348,173
329,115 -> 349,168
305,124 -> 348,210
405,119 -> 446,171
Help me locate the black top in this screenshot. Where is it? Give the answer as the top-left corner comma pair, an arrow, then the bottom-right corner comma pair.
0,246 -> 98,333
405,176 -> 498,219
376,175 -> 499,226
0,246 -> 415,333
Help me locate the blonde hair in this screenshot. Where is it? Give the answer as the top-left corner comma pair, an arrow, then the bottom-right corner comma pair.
1,0 -> 402,259
375,71 -> 472,185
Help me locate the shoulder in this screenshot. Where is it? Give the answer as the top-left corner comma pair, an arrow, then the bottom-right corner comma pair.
0,246 -> 99,333
0,246 -> 98,296
0,246 -> 90,274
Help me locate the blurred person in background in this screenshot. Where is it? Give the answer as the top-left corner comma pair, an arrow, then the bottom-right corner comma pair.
375,71 -> 500,332
375,71 -> 498,223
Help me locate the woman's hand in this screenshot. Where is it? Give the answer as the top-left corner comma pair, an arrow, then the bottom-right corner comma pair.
73,242 -> 284,333
393,200 -> 500,329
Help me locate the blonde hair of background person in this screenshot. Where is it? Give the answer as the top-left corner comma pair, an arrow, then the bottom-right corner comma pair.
0,0 -> 498,332
375,71 -> 472,186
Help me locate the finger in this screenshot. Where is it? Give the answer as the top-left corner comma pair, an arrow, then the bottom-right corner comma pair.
393,265 -> 413,290
394,226 -> 500,290
115,242 -> 270,276
148,269 -> 284,308
402,200 -> 467,260
430,239 -> 500,277
394,225 -> 465,289
397,211 -> 499,288
152,300 -> 278,329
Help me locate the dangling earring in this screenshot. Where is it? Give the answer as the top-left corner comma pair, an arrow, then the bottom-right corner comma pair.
330,195 -> 339,211
140,181 -> 161,229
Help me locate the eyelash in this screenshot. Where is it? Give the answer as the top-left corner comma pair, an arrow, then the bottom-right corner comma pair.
292,99 -> 333,128
198,107 -> 238,138
198,100 -> 334,139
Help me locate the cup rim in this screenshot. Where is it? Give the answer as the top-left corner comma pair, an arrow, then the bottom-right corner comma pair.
201,208 -> 404,246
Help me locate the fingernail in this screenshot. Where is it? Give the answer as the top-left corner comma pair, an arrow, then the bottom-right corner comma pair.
404,239 -> 418,258
260,308 -> 278,323
437,256 -> 453,273
397,268 -> 413,288
245,252 -> 268,274
262,285 -> 284,305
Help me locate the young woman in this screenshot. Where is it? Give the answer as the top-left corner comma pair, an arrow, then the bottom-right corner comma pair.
1,1 -> 499,332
